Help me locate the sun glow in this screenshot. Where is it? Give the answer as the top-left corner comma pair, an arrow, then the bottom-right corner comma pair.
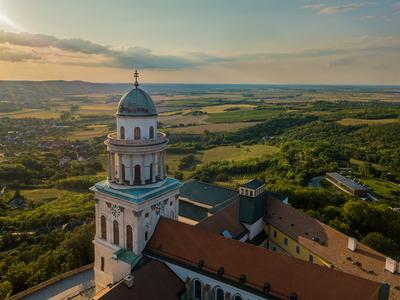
0,10 -> 21,31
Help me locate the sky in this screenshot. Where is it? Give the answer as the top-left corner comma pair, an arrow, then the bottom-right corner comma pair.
0,0 -> 399,84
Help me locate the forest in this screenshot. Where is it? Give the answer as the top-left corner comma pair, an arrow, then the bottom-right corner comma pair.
0,83 -> 399,298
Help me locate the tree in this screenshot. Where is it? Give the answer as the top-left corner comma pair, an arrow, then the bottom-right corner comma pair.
0,281 -> 13,299
361,232 -> 399,259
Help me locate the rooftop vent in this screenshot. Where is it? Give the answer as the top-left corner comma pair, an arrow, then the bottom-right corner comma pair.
348,237 -> 357,252
198,259 -> 204,269
263,282 -> 271,294
385,257 -> 398,274
239,274 -> 246,284
218,266 -> 224,276
124,275 -> 134,289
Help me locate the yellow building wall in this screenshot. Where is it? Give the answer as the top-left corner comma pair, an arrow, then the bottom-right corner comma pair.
264,224 -> 332,268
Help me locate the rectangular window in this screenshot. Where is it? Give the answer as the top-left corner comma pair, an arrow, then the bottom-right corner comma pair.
284,237 -> 288,246
273,230 -> 277,238
145,231 -> 148,241
309,255 -> 314,263
296,245 -> 300,254
145,213 -> 149,218
101,257 -> 105,271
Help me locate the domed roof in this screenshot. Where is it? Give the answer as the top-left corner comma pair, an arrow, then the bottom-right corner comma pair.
117,87 -> 157,117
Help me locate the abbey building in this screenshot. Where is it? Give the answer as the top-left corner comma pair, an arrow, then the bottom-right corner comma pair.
91,72 -> 397,300
91,71 -> 181,289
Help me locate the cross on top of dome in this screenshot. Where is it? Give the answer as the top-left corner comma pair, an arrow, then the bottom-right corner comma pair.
134,69 -> 139,88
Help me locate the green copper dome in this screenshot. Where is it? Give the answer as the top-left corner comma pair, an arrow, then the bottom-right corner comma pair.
117,87 -> 157,117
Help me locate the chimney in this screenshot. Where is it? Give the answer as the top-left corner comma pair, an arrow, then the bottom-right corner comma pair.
347,237 -> 357,252
384,257 -> 397,274
124,275 -> 135,288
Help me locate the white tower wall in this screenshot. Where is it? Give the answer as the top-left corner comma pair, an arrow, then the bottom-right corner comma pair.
116,116 -> 157,140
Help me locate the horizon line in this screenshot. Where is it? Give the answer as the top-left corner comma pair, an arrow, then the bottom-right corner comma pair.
0,79 -> 399,87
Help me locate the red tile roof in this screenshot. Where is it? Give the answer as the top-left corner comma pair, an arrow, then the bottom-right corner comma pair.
196,200 -> 247,239
146,218 -> 385,300
265,197 -> 399,300
96,260 -> 184,300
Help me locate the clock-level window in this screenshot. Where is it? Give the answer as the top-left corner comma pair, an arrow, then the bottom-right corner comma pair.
101,216 -> 107,240
126,225 -> 133,251
113,220 -> 119,245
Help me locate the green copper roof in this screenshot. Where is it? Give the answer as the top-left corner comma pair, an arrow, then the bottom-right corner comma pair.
179,200 -> 208,222
117,87 -> 157,116
180,180 -> 238,208
239,192 -> 268,224
113,248 -> 140,265
91,177 -> 181,204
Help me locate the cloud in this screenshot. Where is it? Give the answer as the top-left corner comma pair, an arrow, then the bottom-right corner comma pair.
302,2 -> 375,14
392,2 -> 400,13
53,38 -> 112,55
0,47 -> 40,62
0,30 -> 203,69
109,47 -> 200,69
0,30 -> 400,72
329,57 -> 356,66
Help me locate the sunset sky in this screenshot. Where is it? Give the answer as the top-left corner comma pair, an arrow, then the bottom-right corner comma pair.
0,0 -> 399,84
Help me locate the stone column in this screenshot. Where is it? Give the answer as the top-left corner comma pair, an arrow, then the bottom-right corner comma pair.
162,151 -> 167,178
110,152 -> 115,182
129,155 -> 134,185
151,153 -> 156,183
184,277 -> 192,300
204,284 -> 211,300
107,152 -> 112,180
159,152 -> 164,179
118,153 -> 123,184
141,155 -> 145,185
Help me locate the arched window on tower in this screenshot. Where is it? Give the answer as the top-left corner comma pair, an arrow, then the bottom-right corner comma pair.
134,127 -> 141,140
113,220 -> 119,245
134,165 -> 141,183
120,126 -> 125,139
213,287 -> 224,300
126,225 -> 133,251
149,126 -> 154,139
101,216 -> 107,240
192,279 -> 203,300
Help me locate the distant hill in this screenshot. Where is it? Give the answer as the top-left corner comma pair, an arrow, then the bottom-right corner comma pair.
0,80 -> 132,102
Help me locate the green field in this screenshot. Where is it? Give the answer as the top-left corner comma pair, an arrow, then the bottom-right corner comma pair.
338,118 -> 400,126
167,122 -> 259,134
20,188 -> 67,202
68,124 -> 110,140
201,145 -> 280,163
0,109 -> 62,119
207,108 -> 281,123
361,177 -> 400,203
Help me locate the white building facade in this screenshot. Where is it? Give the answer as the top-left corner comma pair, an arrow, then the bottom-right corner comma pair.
91,72 -> 181,290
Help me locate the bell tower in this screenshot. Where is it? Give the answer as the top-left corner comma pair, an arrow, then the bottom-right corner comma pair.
91,71 -> 181,290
